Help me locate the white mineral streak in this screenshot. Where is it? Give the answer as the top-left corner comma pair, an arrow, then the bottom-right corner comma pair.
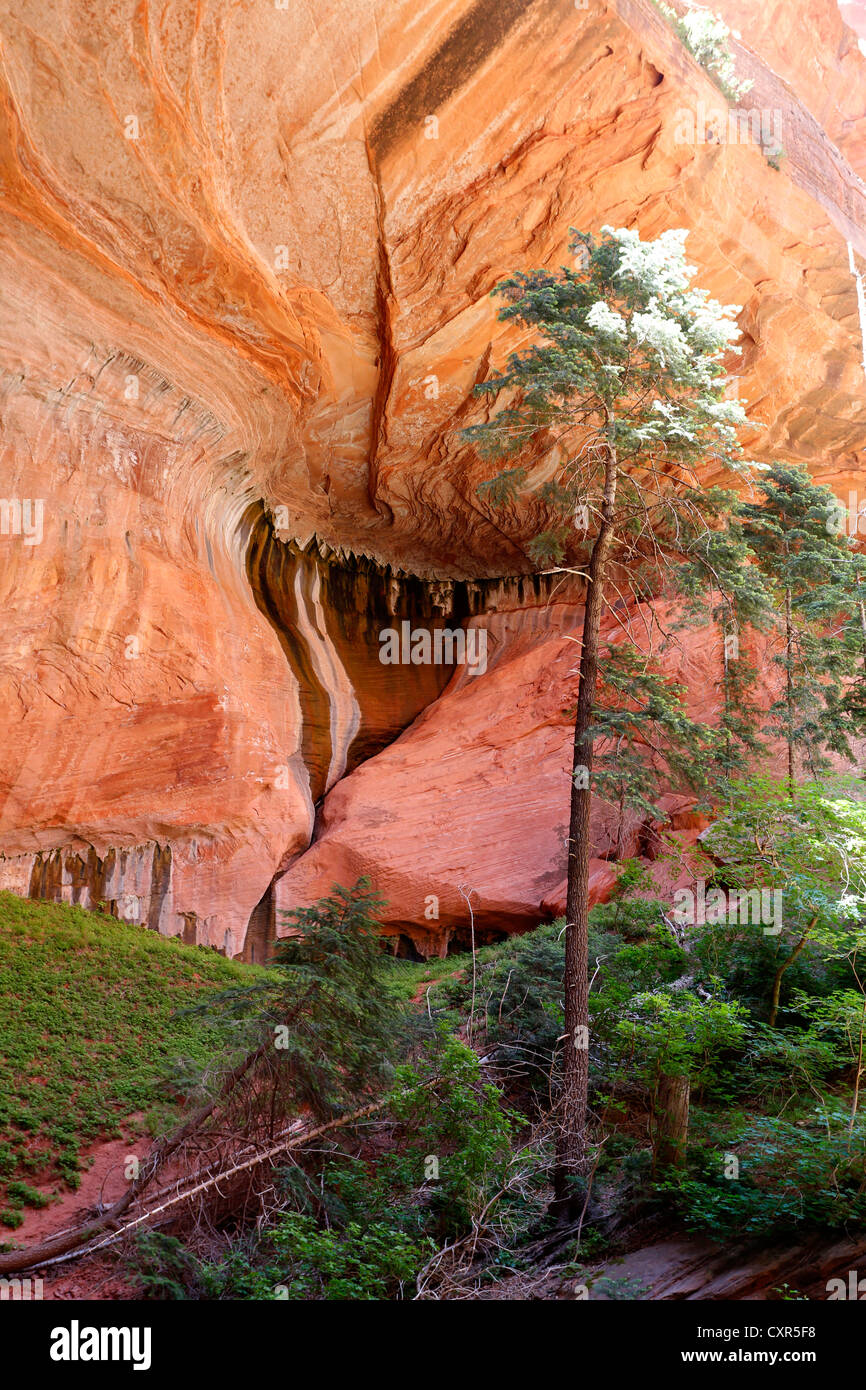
293,563 -> 361,793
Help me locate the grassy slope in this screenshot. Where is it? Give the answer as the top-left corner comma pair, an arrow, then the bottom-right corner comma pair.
0,891 -> 265,1226
377,943 -> 508,1004
0,893 -> 517,1232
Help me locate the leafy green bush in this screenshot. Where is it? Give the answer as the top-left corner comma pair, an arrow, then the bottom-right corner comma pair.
739,1021 -> 839,1101
388,1034 -> 518,1236
610,989 -> 746,1087
128,1232 -> 198,1300
690,918 -> 840,1022
434,904 -> 686,1101
5,1180 -> 50,1209
200,1216 -> 433,1301
659,1112 -> 866,1238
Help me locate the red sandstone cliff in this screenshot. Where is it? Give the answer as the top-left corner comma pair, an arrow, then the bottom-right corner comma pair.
1,0 -> 865,952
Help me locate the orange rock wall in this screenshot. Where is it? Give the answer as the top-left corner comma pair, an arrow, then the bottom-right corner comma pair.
0,0 -> 864,950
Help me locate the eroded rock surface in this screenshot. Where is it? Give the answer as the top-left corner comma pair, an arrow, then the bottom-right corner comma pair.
1,0 -> 865,949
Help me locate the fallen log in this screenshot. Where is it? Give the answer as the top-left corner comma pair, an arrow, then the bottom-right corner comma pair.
0,1096 -> 386,1275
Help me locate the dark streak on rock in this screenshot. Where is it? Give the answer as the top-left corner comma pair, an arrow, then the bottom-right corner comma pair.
369,0 -> 541,162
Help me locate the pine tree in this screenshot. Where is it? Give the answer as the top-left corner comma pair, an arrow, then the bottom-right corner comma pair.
739,464 -> 866,794
463,225 -> 762,1209
676,516 -> 774,782
183,880 -> 410,1128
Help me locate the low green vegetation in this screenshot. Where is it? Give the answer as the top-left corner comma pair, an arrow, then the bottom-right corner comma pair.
0,891 -> 265,1225
6,785 -> 866,1294
127,1027 -> 529,1301
121,883 -> 530,1300
120,784 -> 866,1298
421,782 -> 866,1247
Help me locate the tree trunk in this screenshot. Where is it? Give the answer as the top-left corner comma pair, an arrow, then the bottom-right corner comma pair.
553,431 -> 618,1212
656,1073 -> 690,1170
850,996 -> 866,1134
785,585 -> 796,799
722,630 -> 732,771
768,915 -> 816,1027
855,572 -> 866,669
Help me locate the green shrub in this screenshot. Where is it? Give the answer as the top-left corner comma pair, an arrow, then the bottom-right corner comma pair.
436,923 -> 566,1098
388,1034 -> 517,1236
658,1112 -> 866,1238
690,918 -> 840,1022
200,1217 -> 433,1301
128,1232 -> 198,1300
0,891 -> 265,1205
5,1180 -> 50,1209
180,879 -> 415,1122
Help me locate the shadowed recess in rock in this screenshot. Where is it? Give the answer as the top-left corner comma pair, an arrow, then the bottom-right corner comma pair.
246,514 -> 558,804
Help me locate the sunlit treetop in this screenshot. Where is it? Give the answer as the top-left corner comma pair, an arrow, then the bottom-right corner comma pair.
465,224 -> 762,566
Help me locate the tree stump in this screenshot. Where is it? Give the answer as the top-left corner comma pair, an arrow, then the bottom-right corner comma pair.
656,1073 -> 690,1169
